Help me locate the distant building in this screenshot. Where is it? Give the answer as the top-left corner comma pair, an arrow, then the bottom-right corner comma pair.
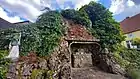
0,17 -> 30,29
0,18 -> 30,58
0,18 -> 15,29
120,13 -> 140,49
14,21 -> 30,27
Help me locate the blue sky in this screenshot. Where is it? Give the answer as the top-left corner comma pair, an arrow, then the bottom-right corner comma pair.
0,0 -> 140,23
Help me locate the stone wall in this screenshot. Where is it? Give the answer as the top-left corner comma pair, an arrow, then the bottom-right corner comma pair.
7,39 -> 71,79
72,54 -> 93,68
6,40 -> 127,79
70,42 -> 100,68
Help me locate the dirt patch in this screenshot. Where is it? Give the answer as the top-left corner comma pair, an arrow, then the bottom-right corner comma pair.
72,67 -> 127,79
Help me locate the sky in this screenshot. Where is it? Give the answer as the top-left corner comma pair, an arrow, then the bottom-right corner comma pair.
0,0 -> 140,23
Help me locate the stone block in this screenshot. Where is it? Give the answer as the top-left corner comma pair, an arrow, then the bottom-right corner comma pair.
72,54 -> 93,68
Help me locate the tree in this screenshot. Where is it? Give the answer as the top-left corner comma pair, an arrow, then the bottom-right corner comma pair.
61,9 -> 91,27
79,1 -> 125,50
19,23 -> 39,56
132,38 -> 140,46
19,11 -> 65,56
0,28 -> 19,50
35,11 -> 64,56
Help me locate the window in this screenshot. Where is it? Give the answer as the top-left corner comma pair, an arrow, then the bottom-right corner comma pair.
128,33 -> 134,38
126,40 -> 140,49
137,45 -> 140,48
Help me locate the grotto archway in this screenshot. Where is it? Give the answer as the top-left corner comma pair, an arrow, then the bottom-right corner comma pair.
69,42 -> 101,68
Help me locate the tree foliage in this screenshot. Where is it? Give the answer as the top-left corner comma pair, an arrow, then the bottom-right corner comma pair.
113,45 -> 140,79
61,9 -> 91,27
20,11 -> 64,56
0,2 -> 126,55
0,1 -> 139,78
19,23 -> 39,56
35,11 -> 64,56
0,28 -> 19,50
79,1 -> 125,50
132,38 -> 140,45
0,50 -> 11,79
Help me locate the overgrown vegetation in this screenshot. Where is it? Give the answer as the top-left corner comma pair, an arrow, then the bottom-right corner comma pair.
35,11 -> 64,56
0,1 -> 140,79
128,69 -> 140,79
20,11 -> 64,56
0,29 -> 15,79
132,38 -> 140,48
61,2 -> 125,51
0,50 -> 11,79
61,2 -> 140,79
61,9 -> 91,27
79,2 -> 125,50
114,46 -> 140,79
0,2 -> 124,57
31,69 -> 54,79
19,23 -> 39,56
0,28 -> 19,50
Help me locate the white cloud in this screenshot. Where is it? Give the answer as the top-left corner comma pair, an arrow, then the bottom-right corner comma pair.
109,0 -> 140,21
56,0 -> 99,9
109,0 -> 138,15
0,0 -> 99,22
127,0 -> 135,7
0,0 -> 44,22
74,0 -> 95,9
0,7 -> 23,23
109,0 -> 126,15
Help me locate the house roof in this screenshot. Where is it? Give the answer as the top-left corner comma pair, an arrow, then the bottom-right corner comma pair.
14,21 -> 31,29
14,21 -> 30,26
0,18 -> 15,29
0,18 -> 30,29
120,13 -> 140,34
65,20 -> 99,41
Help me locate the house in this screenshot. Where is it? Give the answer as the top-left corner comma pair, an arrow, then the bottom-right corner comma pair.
120,13 -> 140,49
0,17 -> 30,29
14,21 -> 30,27
0,18 -> 15,29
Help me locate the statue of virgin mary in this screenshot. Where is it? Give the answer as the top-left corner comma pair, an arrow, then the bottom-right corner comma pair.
6,33 -> 21,59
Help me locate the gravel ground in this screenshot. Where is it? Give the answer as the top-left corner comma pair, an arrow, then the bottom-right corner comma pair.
71,67 -> 127,79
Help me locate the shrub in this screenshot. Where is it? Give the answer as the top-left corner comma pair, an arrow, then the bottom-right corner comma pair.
19,23 -> 39,56
128,69 -> 140,79
114,47 -> 140,69
113,52 -> 130,68
0,28 -> 18,50
35,11 -> 65,56
61,9 -> 91,27
20,11 -> 65,56
0,50 -> 11,79
79,1 -> 125,49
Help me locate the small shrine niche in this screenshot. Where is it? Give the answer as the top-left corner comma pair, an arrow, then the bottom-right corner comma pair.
70,42 -> 100,68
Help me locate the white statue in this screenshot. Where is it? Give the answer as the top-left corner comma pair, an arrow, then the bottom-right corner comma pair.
6,33 -> 21,59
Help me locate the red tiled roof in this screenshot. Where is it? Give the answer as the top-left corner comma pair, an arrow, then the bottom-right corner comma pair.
120,13 -> 140,34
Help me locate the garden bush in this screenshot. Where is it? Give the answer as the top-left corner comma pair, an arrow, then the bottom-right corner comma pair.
128,69 -> 140,79
61,9 -> 91,27
19,11 -> 65,56
0,50 -> 11,79
113,45 -> 140,78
